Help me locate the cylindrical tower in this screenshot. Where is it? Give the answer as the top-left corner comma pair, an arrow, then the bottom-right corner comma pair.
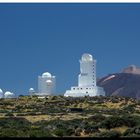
78,53 -> 96,87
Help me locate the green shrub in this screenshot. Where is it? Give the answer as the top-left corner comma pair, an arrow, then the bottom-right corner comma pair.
65,128 -> 75,136
5,112 -> 14,117
96,130 -> 121,137
123,125 -> 140,136
84,125 -> 99,134
87,114 -> 106,123
100,115 -> 137,129
0,117 -> 31,130
123,104 -> 135,113
29,129 -> 52,137
53,128 -> 66,137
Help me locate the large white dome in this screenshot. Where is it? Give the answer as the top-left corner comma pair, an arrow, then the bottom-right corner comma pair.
81,53 -> 93,61
42,72 -> 52,78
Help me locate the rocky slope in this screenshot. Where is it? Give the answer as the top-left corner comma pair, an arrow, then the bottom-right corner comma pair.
97,65 -> 140,99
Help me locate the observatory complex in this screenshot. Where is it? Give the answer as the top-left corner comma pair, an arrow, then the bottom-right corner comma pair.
64,53 -> 105,97
28,53 -> 104,97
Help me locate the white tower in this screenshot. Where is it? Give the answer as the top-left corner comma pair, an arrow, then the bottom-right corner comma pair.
78,53 -> 96,87
64,53 -> 105,97
38,72 -> 55,96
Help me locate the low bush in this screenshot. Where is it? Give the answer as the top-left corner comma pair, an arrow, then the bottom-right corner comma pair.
5,112 -> 14,117
100,115 -> 137,129
96,130 -> 121,137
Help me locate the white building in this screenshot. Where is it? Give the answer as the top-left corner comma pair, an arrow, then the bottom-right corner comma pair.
37,72 -> 55,96
64,53 -> 105,97
0,89 -> 3,98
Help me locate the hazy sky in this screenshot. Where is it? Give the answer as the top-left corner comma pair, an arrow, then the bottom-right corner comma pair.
0,3 -> 140,95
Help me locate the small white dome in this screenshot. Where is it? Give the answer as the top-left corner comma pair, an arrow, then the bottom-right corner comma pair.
29,88 -> 34,91
46,80 -> 52,83
81,53 -> 93,61
29,88 -> 35,93
29,88 -> 35,95
42,72 -> 52,78
46,80 -> 52,86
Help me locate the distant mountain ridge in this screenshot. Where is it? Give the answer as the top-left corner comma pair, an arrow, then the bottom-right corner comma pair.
97,65 -> 140,99
121,65 -> 140,75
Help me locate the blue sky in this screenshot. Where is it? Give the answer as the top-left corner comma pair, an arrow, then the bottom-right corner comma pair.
0,3 -> 140,96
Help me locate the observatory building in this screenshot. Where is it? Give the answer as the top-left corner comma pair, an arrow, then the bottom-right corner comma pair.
64,53 -> 105,97
37,72 -> 55,96
4,91 -> 15,98
0,89 -> 15,98
0,89 -> 3,98
28,88 -> 35,96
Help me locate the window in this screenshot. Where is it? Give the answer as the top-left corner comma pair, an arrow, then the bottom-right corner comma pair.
81,88 -> 82,89
86,88 -> 88,89
86,92 -> 88,94
73,88 -> 75,90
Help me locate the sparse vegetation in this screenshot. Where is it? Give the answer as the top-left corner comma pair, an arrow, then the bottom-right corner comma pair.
0,95 -> 140,137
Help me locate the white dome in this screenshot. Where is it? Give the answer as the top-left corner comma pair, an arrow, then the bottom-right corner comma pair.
46,80 -> 52,83
29,88 -> 34,91
29,88 -> 35,93
5,91 -> 14,95
4,91 -> 14,98
42,72 -> 52,78
81,53 -> 93,61
46,80 -> 52,86
0,88 -> 3,93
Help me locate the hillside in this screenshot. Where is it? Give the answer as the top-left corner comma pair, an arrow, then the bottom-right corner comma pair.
97,65 -> 140,99
0,95 -> 140,137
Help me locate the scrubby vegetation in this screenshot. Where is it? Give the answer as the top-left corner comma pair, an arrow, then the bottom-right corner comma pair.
0,95 -> 140,137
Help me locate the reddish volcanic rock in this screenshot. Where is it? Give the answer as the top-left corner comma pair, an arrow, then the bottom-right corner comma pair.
97,65 -> 140,99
